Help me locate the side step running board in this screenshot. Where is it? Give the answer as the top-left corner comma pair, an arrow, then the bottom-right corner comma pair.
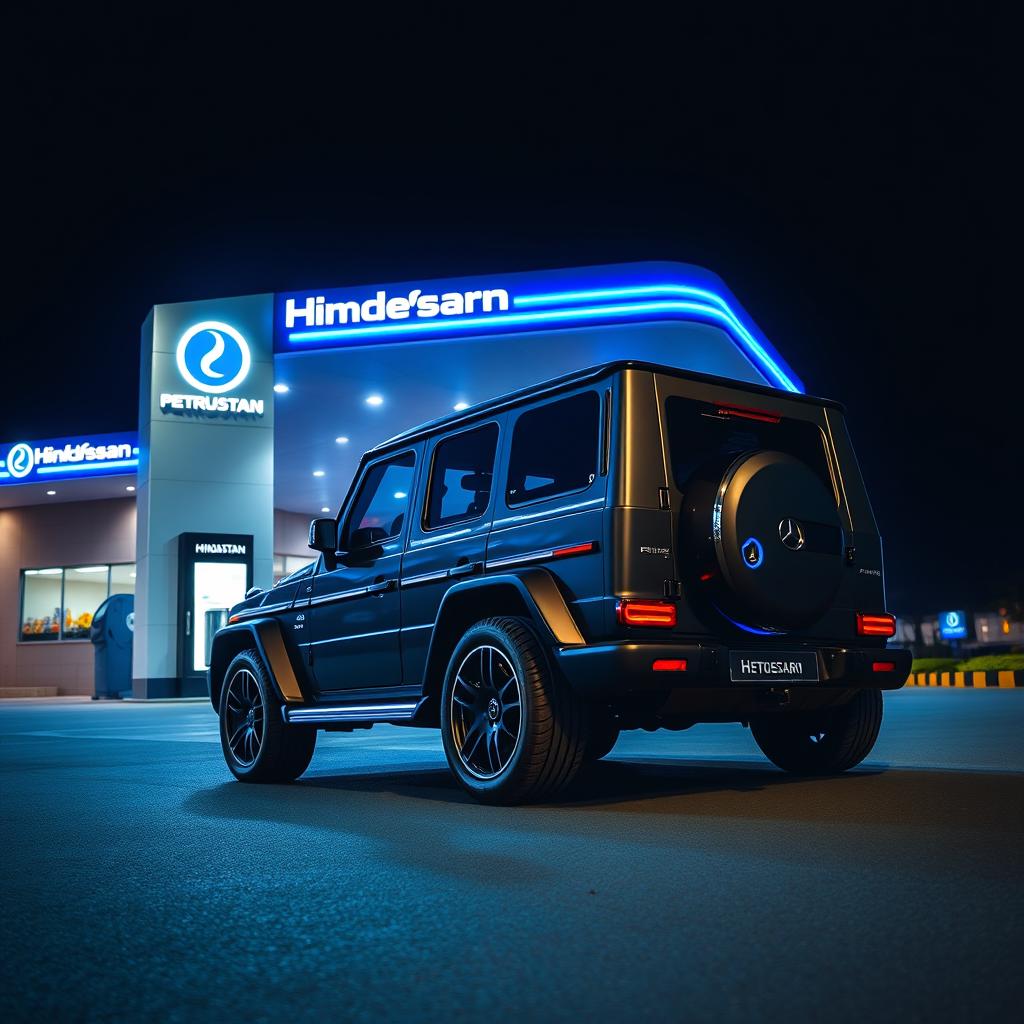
282,701 -> 418,725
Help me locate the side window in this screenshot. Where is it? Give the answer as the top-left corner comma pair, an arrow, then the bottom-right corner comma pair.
425,423 -> 499,530
344,452 -> 416,549
506,391 -> 600,506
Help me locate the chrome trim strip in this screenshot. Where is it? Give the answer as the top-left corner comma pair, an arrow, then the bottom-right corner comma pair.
308,586 -> 372,607
285,702 -> 417,723
485,541 -> 596,572
231,600 -> 295,621
486,548 -> 556,570
306,627 -> 401,646
401,568 -> 451,587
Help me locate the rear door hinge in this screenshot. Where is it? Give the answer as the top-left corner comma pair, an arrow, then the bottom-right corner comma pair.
658,487 -> 671,510
663,579 -> 683,598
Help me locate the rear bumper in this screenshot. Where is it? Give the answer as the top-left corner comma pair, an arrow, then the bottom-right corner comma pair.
555,642 -> 911,698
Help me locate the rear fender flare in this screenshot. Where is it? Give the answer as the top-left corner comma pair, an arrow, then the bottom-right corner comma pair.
417,569 -> 585,724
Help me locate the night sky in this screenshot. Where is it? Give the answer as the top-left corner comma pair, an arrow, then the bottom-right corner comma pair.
5,8 -> 1013,615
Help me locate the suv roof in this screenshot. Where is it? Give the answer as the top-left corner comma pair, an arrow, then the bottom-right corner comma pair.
373,359 -> 842,455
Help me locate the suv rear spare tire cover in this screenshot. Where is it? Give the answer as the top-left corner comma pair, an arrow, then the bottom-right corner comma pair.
711,450 -> 843,630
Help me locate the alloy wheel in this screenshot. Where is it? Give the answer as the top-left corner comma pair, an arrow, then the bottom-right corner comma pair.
449,645 -> 523,780
224,668 -> 265,767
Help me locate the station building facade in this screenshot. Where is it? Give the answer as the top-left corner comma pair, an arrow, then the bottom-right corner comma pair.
0,262 -> 802,697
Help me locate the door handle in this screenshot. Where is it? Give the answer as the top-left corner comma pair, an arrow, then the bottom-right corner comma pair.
367,578 -> 397,595
448,561 -> 483,578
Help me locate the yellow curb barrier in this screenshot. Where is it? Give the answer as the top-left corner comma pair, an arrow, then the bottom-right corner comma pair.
905,669 -> 1024,688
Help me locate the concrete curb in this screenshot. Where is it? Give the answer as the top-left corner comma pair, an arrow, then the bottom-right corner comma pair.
906,669 -> 1024,689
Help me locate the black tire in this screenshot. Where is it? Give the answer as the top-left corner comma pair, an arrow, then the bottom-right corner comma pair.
440,616 -> 587,804
750,688 -> 883,774
218,649 -> 316,783
583,710 -> 620,762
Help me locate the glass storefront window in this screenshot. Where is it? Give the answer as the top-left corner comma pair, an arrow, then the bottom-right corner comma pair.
63,566 -> 112,640
19,564 -> 136,642
110,564 -> 137,595
21,569 -> 65,642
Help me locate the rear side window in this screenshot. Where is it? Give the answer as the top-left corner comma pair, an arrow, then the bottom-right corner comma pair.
425,424 -> 499,530
506,391 -> 600,506
345,451 -> 416,548
665,397 -> 837,499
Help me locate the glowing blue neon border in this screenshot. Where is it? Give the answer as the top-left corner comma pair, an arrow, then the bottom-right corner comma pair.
286,292 -> 801,393
35,458 -> 139,475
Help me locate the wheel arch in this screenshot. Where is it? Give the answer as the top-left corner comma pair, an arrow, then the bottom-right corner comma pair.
208,620 -> 306,711
416,570 -> 584,726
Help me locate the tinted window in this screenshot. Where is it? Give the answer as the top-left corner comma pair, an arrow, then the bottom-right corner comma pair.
665,397 -> 836,498
345,452 -> 416,547
506,392 -> 600,506
426,424 -> 499,530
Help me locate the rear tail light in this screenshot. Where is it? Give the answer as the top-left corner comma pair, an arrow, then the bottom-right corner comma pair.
652,659 -> 687,672
857,613 -> 896,637
616,599 -> 677,628
872,661 -> 896,673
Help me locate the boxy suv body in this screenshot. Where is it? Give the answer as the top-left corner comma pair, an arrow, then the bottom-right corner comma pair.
210,361 -> 910,803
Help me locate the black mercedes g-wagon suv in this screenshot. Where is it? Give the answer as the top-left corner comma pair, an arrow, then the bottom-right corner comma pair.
210,360 -> 909,803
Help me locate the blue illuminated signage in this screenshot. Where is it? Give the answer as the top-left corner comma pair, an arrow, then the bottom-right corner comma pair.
0,433 -> 139,485
160,321 -> 264,417
938,610 -> 968,640
274,262 -> 804,394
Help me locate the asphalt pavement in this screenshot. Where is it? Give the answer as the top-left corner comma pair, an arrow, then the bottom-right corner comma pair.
1,688 -> 1022,1022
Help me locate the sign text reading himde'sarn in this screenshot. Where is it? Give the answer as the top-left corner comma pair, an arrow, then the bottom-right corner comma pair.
284,287 -> 511,328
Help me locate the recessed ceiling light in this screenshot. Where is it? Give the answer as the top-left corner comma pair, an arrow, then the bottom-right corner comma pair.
46,490 -> 56,496
393,491 -> 407,499
365,394 -> 384,406
274,383 -> 290,394
453,401 -> 470,411
320,506 -> 331,513
126,485 -> 136,492
335,436 -> 349,444
313,470 -> 325,477
74,566 -> 109,574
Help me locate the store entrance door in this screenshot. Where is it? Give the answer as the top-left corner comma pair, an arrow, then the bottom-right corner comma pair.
177,533 -> 253,697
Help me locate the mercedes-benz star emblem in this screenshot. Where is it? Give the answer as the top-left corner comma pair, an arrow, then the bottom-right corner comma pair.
779,518 -> 805,551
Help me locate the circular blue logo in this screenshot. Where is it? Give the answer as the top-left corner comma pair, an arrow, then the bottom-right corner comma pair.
176,321 -> 251,395
6,442 -> 34,479
741,536 -> 764,569
946,611 -> 961,628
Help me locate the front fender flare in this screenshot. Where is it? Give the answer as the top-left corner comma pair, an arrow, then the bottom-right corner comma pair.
208,618 -> 306,709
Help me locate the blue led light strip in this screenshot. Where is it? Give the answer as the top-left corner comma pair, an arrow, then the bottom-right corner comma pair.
35,459 -> 139,475
288,296 -> 801,393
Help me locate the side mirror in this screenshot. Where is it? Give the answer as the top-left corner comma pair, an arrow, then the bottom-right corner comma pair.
308,518 -> 338,554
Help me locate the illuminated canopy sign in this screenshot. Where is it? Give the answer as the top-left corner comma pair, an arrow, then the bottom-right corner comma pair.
0,432 -> 139,485
275,262 -> 804,394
